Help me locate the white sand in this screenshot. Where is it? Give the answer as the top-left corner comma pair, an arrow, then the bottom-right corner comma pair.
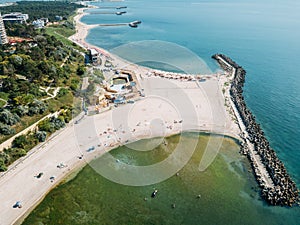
0,75 -> 240,225
0,8 -> 241,225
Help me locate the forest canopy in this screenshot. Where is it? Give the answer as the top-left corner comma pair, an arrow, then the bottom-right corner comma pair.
0,1 -> 83,22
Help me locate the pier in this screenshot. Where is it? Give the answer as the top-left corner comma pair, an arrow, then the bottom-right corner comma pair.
96,23 -> 128,27
213,54 -> 299,206
93,21 -> 141,28
88,11 -> 127,15
97,6 -> 127,9
84,20 -> 141,28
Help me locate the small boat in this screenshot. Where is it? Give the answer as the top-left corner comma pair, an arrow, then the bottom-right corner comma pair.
132,20 -> 142,24
129,22 -> 138,28
151,189 -> 158,198
116,11 -> 126,15
129,20 -> 142,28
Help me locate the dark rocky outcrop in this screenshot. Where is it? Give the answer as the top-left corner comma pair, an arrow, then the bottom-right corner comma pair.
213,54 -> 299,206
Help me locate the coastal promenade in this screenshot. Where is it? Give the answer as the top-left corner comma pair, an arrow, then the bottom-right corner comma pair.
213,54 -> 299,206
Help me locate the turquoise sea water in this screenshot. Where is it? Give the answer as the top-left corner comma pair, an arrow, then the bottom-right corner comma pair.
81,1 -> 300,223
82,0 -> 300,184
23,134 -> 300,224
2,0 -> 300,224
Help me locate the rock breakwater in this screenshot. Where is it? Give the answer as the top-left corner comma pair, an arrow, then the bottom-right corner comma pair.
212,54 -> 299,206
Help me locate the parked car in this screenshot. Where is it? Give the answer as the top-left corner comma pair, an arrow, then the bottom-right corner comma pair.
13,201 -> 22,208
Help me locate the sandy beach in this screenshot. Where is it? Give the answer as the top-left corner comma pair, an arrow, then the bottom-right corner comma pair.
0,7 -> 241,225
69,7 -> 110,56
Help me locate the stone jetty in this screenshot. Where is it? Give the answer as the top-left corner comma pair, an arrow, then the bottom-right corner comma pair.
212,53 -> 299,206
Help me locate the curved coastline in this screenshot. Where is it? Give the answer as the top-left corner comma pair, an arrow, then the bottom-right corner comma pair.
2,5 -> 299,225
0,8 -> 241,225
212,54 -> 299,206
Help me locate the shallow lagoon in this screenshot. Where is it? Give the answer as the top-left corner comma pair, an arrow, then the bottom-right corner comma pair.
23,133 -> 299,225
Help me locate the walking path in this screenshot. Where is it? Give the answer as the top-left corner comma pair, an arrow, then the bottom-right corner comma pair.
215,54 -> 275,188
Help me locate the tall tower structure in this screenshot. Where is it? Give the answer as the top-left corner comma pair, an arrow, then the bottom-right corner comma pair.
0,13 -> 8,45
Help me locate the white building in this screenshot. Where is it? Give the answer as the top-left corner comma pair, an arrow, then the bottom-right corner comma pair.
0,13 -> 8,45
89,48 -> 99,63
2,12 -> 29,24
40,18 -> 49,24
32,19 -> 45,29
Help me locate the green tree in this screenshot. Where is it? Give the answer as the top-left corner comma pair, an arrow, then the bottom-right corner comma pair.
51,116 -> 65,130
38,119 -> 55,133
76,65 -> 86,76
12,105 -> 29,117
9,55 -> 23,67
70,78 -> 80,91
12,135 -> 29,149
0,123 -> 16,135
28,100 -> 47,116
6,148 -> 27,162
13,94 -> 34,106
57,88 -> 69,97
36,131 -> 47,142
0,158 -> 7,172
0,109 -> 20,126
0,151 -> 10,165
29,46 -> 45,61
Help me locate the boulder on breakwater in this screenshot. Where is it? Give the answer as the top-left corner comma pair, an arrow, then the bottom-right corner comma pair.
212,53 -> 299,207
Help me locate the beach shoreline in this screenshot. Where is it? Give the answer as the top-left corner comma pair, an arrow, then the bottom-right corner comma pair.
69,7 -> 119,58
213,54 -> 299,206
0,6 -> 242,225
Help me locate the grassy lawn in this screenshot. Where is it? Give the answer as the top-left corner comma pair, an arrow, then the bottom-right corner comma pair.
47,26 -> 75,38
45,27 -> 85,52
45,27 -> 74,44
46,91 -> 74,112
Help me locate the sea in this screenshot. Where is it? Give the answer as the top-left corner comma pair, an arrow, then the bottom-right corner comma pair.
83,0 -> 300,185
1,0 -> 300,224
